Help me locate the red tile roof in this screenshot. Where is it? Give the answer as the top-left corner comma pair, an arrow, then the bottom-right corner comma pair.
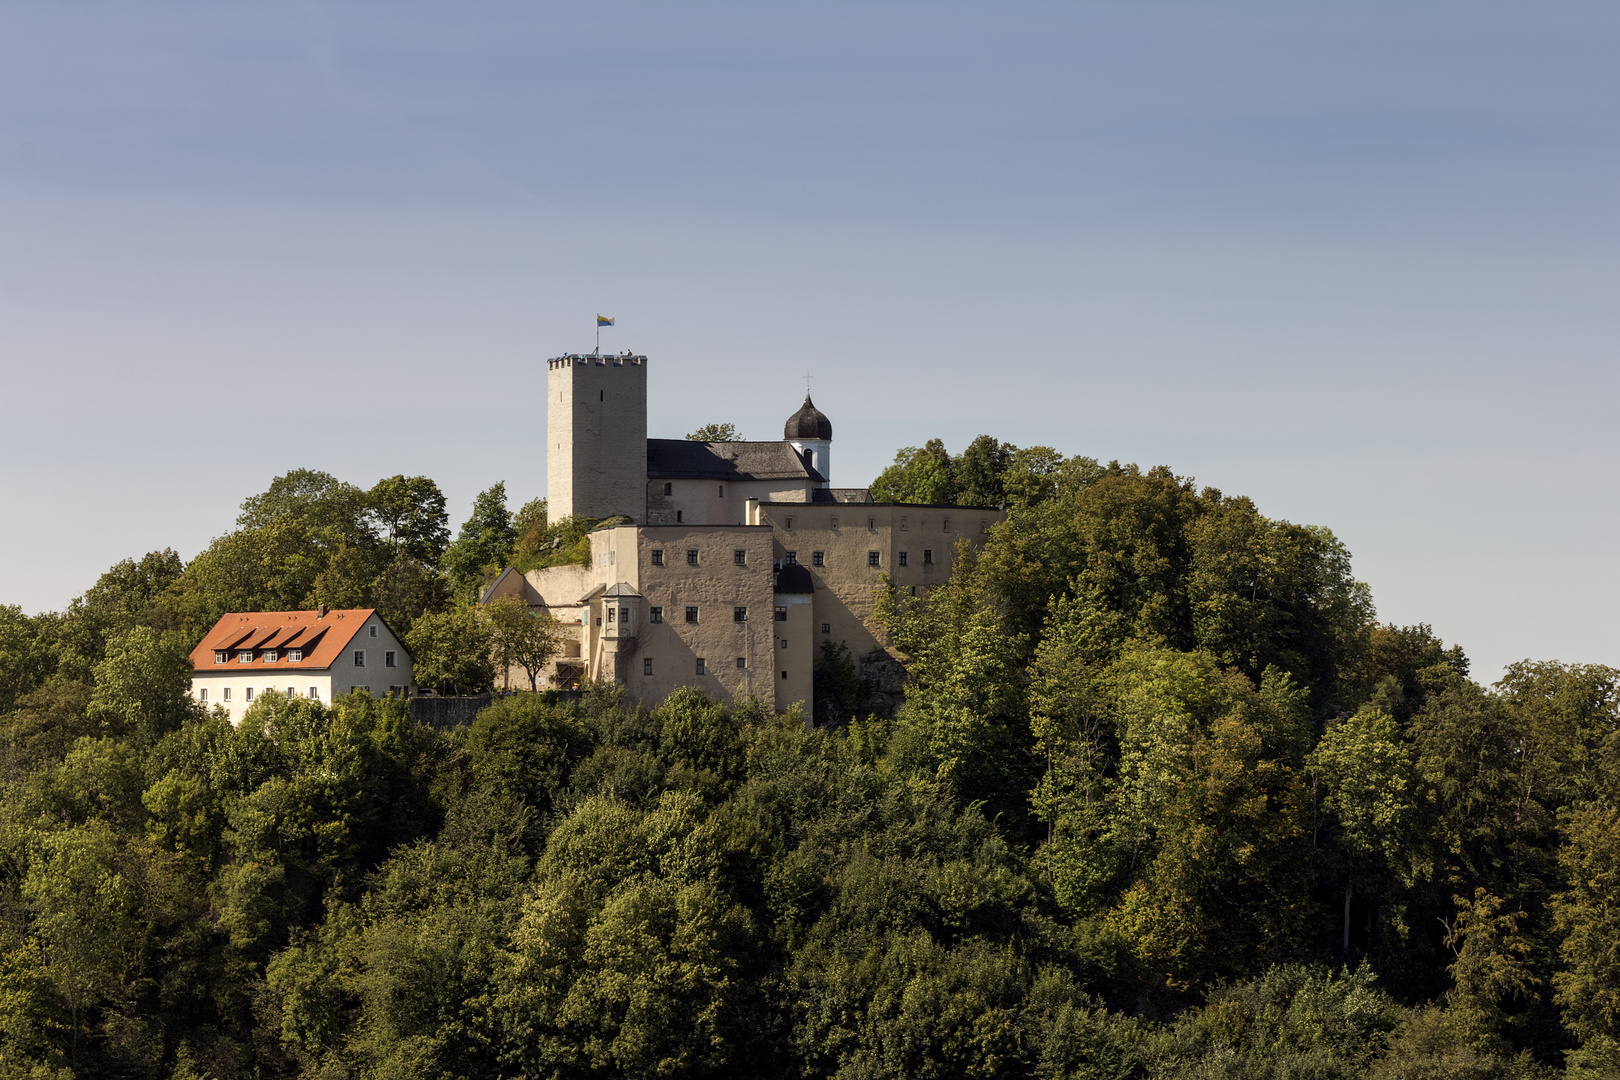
190,609 -> 396,673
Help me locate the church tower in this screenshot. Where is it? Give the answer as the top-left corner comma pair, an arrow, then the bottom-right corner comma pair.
784,393 -> 833,486
546,353 -> 649,522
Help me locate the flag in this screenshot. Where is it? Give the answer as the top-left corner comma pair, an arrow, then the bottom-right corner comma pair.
597,315 -> 614,327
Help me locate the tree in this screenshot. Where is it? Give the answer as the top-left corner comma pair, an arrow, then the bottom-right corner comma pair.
237,468 -> 375,551
405,605 -> 495,696
0,605 -> 59,714
483,597 -> 566,691
869,440 -> 958,505
369,475 -> 450,567
954,435 -> 1012,508
686,423 -> 744,442
370,551 -> 447,639
88,626 -> 196,742
1552,805 -> 1620,1043
442,483 -> 516,597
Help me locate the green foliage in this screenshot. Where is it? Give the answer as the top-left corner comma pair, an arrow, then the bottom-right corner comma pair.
686,422 -> 744,442
369,474 -> 451,567
870,439 -> 959,505
406,603 -> 497,696
443,482 -> 517,596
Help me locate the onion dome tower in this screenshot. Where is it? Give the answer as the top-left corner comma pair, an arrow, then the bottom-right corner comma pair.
784,393 -> 832,486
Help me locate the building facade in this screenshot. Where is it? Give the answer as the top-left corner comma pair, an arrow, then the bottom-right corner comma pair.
188,607 -> 413,724
486,351 -> 1004,716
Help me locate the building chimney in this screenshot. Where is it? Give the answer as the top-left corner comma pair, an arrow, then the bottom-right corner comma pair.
317,604 -> 328,619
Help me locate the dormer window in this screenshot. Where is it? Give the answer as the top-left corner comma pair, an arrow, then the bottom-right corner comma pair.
214,651 -> 227,664
238,651 -> 253,663
289,649 -> 303,662
264,650 -> 278,662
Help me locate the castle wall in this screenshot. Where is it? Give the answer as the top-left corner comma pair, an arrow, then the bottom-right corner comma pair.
546,355 -> 648,522
646,476 -> 813,526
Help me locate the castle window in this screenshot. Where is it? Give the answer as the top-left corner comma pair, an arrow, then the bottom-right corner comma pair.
677,511 -> 683,523
900,516 -> 908,531
734,549 -> 747,566
239,651 -> 252,663
223,687 -> 232,702
868,518 -> 875,530
290,649 -> 303,662
734,606 -> 748,622
784,550 -> 797,564
687,549 -> 699,566
649,606 -> 663,623
719,485 -> 725,497
651,549 -> 664,566
821,623 -> 831,634
923,549 -> 933,565
606,607 -> 615,622
214,650 -> 226,664
830,516 -> 838,528
781,670 -> 788,680
609,550 -> 615,565
981,520 -> 988,533
867,551 -> 881,567
736,657 -> 746,670
644,658 -> 654,676
354,651 -> 366,667
780,638 -> 788,649
696,658 -> 706,675
620,607 -> 630,624
664,483 -> 672,496
264,650 -> 278,662
785,517 -> 793,530
943,517 -> 950,531
812,551 -> 824,567
774,607 -> 787,622
898,551 -> 909,567
686,606 -> 699,624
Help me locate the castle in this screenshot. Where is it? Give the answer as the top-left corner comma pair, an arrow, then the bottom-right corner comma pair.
482,350 -> 1005,715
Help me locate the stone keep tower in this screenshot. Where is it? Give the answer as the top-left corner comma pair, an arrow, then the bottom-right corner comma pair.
546,353 -> 649,522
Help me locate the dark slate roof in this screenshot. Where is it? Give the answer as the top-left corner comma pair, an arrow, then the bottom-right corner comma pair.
812,487 -> 872,504
647,439 -> 824,483
784,394 -> 832,440
774,564 -> 815,594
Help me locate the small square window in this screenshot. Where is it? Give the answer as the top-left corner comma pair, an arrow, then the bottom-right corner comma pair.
696,658 -> 707,676
649,606 -> 664,623
686,549 -> 699,566
651,549 -> 664,566
245,687 -> 254,701
784,550 -> 797,564
214,650 -> 226,664
821,623 -> 831,634
644,657 -> 654,676
289,649 -> 303,662
239,651 -> 252,663
369,625 -> 378,637
734,606 -> 748,622
734,549 -> 747,566
923,549 -> 934,565
736,657 -> 746,670
385,651 -> 397,668
663,482 -> 672,496
354,651 -> 366,668
781,670 -> 788,680
780,638 -> 788,649
309,687 -> 319,699
867,551 -> 881,567
223,687 -> 232,702
898,551 -> 909,567
198,688 -> 208,703
812,550 -> 824,567
686,606 -> 699,624
774,607 -> 787,622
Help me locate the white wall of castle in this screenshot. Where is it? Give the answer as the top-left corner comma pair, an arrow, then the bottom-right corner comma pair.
546,355 -> 648,522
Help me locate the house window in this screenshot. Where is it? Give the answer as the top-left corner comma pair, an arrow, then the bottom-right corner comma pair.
385,651 -> 397,668
719,485 -> 725,497
923,549 -> 933,565
644,657 -> 654,676
238,651 -> 252,663
812,551 -> 824,566
686,549 -> 699,566
663,482 -> 673,496
649,606 -> 664,623
685,606 -> 699,624
736,657 -> 746,669
734,606 -> 748,622
309,687 -> 319,699
821,623 -> 831,634
651,549 -> 664,566
784,550 -> 797,564
354,651 -> 366,667
199,688 -> 207,702
606,607 -> 616,623
369,625 -> 378,637
214,651 -> 226,664
774,607 -> 787,622
264,650 -> 278,662
245,687 -> 254,701
696,658 -> 707,676
898,551 -> 909,567
868,551 -> 881,567
734,549 -> 747,566
223,687 -> 232,702
286,687 -> 295,699
289,649 -> 303,662
676,510 -> 683,523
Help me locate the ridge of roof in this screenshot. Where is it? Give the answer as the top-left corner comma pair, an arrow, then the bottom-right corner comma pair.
190,609 -> 394,673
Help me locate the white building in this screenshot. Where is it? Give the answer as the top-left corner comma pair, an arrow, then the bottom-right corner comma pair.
188,606 -> 413,724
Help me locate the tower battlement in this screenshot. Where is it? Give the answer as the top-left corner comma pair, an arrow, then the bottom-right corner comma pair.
548,354 -> 648,369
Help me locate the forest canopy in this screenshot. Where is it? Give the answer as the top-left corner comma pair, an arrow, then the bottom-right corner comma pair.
0,442 -> 1616,1079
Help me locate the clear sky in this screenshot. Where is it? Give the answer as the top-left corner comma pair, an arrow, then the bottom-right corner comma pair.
1,2 -> 1616,682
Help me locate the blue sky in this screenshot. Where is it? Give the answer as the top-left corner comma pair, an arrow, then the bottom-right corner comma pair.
1,2 -> 1616,681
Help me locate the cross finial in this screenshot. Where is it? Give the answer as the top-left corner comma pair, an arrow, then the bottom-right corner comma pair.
804,370 -> 813,395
